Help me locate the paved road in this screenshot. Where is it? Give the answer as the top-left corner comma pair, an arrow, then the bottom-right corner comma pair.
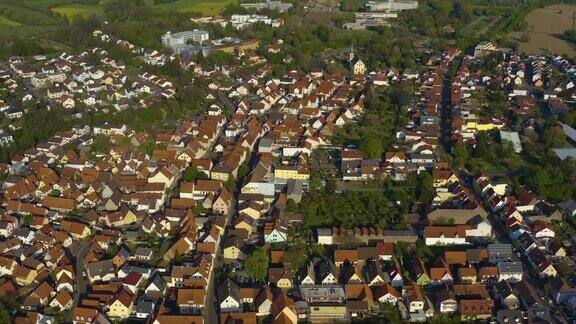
72,237 -> 92,307
204,200 -> 236,324
203,124 -> 240,324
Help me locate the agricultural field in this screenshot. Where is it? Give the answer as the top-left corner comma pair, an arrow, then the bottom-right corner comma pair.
508,3 -> 576,56
155,0 -> 235,15
52,4 -> 103,18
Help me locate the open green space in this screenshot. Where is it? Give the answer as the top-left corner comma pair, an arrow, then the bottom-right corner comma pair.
156,0 -> 235,15
0,25 -> 57,37
52,4 -> 103,18
0,14 -> 20,26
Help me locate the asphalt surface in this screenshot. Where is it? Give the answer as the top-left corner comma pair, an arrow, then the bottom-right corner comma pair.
69,237 -> 92,319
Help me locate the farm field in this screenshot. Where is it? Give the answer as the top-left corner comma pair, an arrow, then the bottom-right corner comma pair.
508,3 -> 576,56
156,0 -> 235,15
52,4 -> 103,18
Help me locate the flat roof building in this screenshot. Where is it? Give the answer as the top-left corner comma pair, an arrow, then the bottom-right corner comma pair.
500,131 -> 522,153
161,30 -> 209,54
366,0 -> 419,12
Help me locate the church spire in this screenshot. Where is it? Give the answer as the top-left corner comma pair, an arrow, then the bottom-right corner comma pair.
349,42 -> 355,62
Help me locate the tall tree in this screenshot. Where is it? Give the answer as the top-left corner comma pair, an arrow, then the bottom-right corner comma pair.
453,142 -> 469,168
244,247 -> 269,280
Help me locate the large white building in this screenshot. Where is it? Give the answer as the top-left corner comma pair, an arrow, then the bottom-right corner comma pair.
367,0 -> 418,12
161,30 -> 209,54
240,0 -> 293,12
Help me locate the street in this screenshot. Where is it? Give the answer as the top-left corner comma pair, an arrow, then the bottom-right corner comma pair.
440,57 -> 566,322
72,237 -> 92,308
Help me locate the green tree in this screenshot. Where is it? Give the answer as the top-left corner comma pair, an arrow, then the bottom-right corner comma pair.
544,126 -> 567,148
22,214 -> 34,226
452,142 -> 469,168
415,171 -> 435,203
473,132 -> 489,159
245,247 -> 269,280
360,136 -> 383,159
182,167 -> 208,182
498,140 -> 516,160
0,303 -> 10,323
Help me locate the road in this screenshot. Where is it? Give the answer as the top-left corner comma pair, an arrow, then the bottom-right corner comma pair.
439,56 -> 459,155
203,124 -> 241,324
72,237 -> 92,308
203,199 -> 236,324
440,57 -> 566,322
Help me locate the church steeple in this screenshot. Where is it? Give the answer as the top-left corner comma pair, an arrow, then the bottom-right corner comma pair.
348,42 -> 355,62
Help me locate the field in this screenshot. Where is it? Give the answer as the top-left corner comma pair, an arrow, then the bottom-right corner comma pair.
156,0 -> 235,15
0,25 -> 57,37
508,4 -> 576,56
52,4 -> 103,18
0,14 -> 21,26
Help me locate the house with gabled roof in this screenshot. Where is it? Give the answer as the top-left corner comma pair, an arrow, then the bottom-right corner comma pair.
108,289 -> 135,319
218,278 -> 242,313
268,266 -> 294,289
371,282 -> 399,305
271,293 -> 298,324
263,216 -> 288,243
72,306 -> 110,324
24,281 -> 55,309
429,258 -> 453,286
424,225 -> 469,245
435,284 -> 457,314
550,278 -> 576,305
49,290 -> 73,311
459,299 -> 494,321
493,280 -> 519,309
255,286 -> 273,316
177,287 -> 205,312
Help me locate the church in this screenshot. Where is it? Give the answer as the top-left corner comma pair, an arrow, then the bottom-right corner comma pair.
347,46 -> 366,75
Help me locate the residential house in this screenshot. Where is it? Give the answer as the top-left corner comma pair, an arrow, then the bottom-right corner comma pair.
493,280 -> 519,309
268,267 -> 294,289
107,289 -> 135,319
459,299 -> 494,321
424,226 -> 469,245
218,279 -> 242,313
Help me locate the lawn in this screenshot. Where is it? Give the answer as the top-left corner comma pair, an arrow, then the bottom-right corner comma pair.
156,0 -> 235,15
0,14 -> 21,26
52,4 -> 102,18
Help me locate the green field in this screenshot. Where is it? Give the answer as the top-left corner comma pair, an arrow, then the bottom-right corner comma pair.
0,14 -> 21,26
52,4 -> 103,18
0,25 -> 57,37
156,0 -> 235,14
20,0 -> 71,9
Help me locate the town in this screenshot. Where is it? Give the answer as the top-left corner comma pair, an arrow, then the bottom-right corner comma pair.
0,0 -> 575,324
